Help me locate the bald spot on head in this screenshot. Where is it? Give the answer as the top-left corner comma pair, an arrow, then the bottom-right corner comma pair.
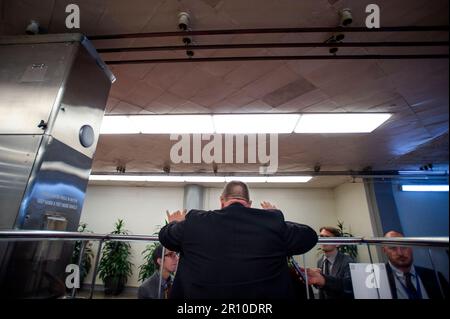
221,181 -> 250,202
384,230 -> 404,238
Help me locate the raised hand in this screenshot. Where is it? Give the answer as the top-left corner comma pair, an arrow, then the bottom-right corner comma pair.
260,201 -> 277,210
166,209 -> 187,223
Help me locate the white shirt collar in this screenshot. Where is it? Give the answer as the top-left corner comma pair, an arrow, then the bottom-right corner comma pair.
388,261 -> 417,278
324,250 -> 339,264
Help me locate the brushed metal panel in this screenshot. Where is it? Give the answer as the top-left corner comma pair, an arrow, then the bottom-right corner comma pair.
15,135 -> 92,230
0,136 -> 92,298
49,42 -> 112,159
0,42 -> 77,135
0,135 -> 41,229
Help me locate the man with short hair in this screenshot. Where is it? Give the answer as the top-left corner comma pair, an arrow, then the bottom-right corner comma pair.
383,230 -> 448,299
138,244 -> 179,299
306,226 -> 354,299
159,180 -> 318,299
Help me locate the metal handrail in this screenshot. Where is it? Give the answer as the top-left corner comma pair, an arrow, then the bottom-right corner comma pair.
0,230 -> 448,247
0,230 -> 447,299
0,230 -> 158,242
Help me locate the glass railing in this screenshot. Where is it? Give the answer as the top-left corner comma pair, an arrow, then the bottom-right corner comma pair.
0,231 -> 447,299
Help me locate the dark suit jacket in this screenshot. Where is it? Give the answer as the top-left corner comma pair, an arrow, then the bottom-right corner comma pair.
316,251 -> 354,299
137,271 -> 167,299
158,202 -> 318,299
385,263 -> 449,299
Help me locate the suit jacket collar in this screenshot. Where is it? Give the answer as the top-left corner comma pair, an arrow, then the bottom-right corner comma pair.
321,251 -> 343,276
385,263 -> 399,299
388,261 -> 417,278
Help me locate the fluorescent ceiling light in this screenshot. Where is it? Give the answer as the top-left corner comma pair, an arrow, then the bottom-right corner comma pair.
225,176 -> 268,183
89,175 -> 313,183
398,171 -> 444,176
136,115 -> 214,134
401,185 -> 449,192
100,113 -> 392,134
100,116 -> 139,134
212,114 -> 300,134
266,176 -> 313,183
183,176 -> 226,183
100,115 -> 214,134
144,176 -> 186,182
89,175 -> 148,182
294,113 -> 391,133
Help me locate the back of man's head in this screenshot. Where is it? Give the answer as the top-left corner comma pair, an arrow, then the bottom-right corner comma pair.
384,230 -> 404,238
221,180 -> 250,202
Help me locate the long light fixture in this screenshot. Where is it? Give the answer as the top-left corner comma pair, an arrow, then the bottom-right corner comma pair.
100,113 -> 391,134
294,113 -> 391,133
213,114 -> 300,133
266,176 -> 312,183
89,175 -> 312,183
401,185 -> 449,192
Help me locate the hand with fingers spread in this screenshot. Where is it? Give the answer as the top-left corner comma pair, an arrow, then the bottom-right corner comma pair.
260,201 -> 277,210
166,209 -> 187,223
306,268 -> 326,287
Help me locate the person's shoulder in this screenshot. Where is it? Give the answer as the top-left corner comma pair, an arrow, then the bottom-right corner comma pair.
231,206 -> 284,221
415,265 -> 440,277
140,272 -> 159,286
339,252 -> 355,263
186,209 -> 214,219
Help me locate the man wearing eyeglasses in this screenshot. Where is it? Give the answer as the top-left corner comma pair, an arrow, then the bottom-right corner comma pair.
305,226 -> 354,299
159,180 -> 318,299
383,231 -> 448,299
138,244 -> 179,299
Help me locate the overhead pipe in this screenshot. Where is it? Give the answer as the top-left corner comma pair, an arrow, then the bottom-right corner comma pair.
97,41 -> 449,53
89,25 -> 449,40
104,54 -> 449,64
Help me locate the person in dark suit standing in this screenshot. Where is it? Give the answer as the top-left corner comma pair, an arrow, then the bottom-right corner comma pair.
383,231 -> 448,299
158,180 -> 318,299
306,226 -> 354,299
137,244 -> 179,299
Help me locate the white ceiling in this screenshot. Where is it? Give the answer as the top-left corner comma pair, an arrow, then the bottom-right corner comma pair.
1,0 -> 448,183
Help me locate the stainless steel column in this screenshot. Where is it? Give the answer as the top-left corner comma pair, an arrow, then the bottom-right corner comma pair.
183,184 -> 204,211
0,33 -> 115,298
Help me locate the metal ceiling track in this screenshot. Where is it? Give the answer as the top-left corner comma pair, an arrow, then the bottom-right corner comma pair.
97,41 -> 449,53
89,25 -> 449,40
104,54 -> 449,64
92,25 -> 449,64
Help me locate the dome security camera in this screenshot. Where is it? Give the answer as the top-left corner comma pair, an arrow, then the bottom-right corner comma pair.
26,20 -> 40,35
178,12 -> 191,31
339,8 -> 353,26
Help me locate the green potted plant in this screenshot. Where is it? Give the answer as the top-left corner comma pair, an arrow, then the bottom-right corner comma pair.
70,222 -> 94,287
98,219 -> 133,295
336,220 -> 358,260
138,242 -> 159,283
138,223 -> 167,283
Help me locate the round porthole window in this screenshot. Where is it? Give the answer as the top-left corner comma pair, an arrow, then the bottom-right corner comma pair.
79,125 -> 94,148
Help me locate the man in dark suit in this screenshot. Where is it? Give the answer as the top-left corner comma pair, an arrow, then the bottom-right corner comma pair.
158,180 -> 318,299
383,231 -> 448,299
306,226 -> 354,299
138,244 -> 179,299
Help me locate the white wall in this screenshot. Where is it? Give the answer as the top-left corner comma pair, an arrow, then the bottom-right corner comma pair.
80,186 -> 184,287
334,182 -> 378,263
80,182 -> 374,287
